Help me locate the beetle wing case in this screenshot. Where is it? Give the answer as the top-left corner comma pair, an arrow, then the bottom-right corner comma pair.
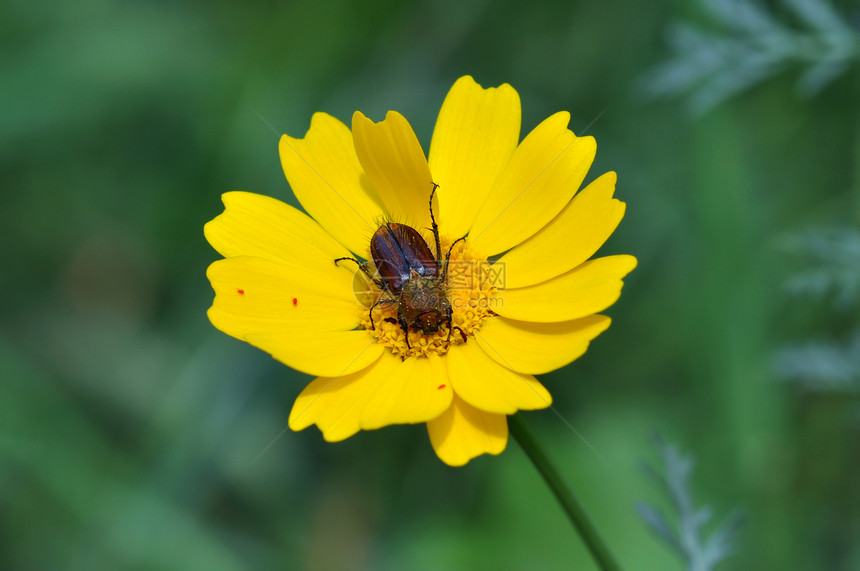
370,223 -> 439,293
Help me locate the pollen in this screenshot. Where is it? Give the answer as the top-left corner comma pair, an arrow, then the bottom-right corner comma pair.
357,236 -> 497,359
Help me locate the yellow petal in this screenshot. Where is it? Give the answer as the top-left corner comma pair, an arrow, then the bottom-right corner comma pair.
279,113 -> 386,255
361,353 -> 453,429
289,351 -> 401,441
245,329 -> 384,378
446,340 -> 552,414
207,256 -> 383,377
469,112 -> 597,256
428,76 -> 521,238
497,172 -> 626,288
426,394 -> 508,467
352,110 -> 434,229
206,256 -> 357,333
204,191 -> 352,269
494,255 -> 637,322
475,315 -> 612,375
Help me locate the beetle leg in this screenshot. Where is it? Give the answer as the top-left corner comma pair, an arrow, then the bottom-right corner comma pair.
428,183 -> 442,269
368,298 -> 397,330
443,306 -> 467,344
441,235 -> 467,283
397,313 -> 411,349
445,305 -> 453,343
335,257 -> 385,289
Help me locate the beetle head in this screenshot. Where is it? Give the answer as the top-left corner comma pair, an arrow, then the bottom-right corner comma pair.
416,310 -> 442,335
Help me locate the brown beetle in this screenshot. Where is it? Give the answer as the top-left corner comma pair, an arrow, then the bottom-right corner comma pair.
335,185 -> 465,349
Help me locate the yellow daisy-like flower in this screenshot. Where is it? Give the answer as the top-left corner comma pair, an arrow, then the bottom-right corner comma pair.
205,76 -> 636,466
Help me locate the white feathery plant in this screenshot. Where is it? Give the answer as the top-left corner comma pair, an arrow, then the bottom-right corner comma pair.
636,437 -> 744,571
774,228 -> 860,394
639,0 -> 860,113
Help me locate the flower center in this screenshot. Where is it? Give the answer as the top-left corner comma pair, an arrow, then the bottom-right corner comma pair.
356,236 -> 496,358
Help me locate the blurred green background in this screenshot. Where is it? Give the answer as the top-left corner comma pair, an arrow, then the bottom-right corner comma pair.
2,0 -> 858,569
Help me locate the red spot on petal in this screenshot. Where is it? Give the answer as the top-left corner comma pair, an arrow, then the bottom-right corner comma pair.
237,289 -> 244,295
437,384 -> 446,390
292,297 -> 298,306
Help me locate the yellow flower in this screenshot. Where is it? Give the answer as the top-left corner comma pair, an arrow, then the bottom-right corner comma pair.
205,76 -> 636,466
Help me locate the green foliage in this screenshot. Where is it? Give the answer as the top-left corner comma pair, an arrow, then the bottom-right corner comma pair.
1,0 -> 858,568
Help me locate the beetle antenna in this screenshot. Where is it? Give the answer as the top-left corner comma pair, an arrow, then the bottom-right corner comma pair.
428,183 -> 442,268
441,235 -> 467,283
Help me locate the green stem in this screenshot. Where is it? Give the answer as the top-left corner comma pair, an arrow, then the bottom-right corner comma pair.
508,413 -> 621,571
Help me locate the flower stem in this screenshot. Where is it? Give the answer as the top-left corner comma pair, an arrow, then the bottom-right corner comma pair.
508,413 -> 621,571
